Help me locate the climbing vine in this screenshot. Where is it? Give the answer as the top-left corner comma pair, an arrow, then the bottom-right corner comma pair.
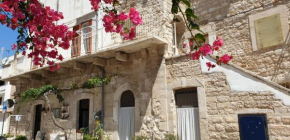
18,73 -> 122,104
19,84 -> 64,103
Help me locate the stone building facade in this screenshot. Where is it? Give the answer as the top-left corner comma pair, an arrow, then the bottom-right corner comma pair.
1,0 -> 290,140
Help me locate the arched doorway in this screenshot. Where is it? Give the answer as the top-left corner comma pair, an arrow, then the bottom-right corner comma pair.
118,90 -> 135,140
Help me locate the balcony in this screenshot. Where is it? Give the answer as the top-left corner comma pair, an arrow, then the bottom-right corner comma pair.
1,9 -> 167,80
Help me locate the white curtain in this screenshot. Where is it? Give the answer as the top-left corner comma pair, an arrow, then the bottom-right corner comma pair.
177,107 -> 200,140
118,107 -> 135,140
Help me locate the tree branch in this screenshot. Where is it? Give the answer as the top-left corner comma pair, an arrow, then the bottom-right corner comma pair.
177,5 -> 202,47
44,91 -> 68,140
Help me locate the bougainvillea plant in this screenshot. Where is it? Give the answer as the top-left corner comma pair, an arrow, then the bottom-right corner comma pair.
0,0 -> 231,71
0,0 -> 143,71
172,0 -> 232,70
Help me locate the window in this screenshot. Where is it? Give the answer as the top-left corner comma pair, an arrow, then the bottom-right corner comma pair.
82,21 -> 92,54
0,81 -> 4,86
72,19 -> 92,57
78,99 -> 90,130
239,115 -> 268,140
175,88 -> 198,107
249,5 -> 288,51
254,14 -> 283,49
119,90 -> 135,140
0,97 -> 3,105
72,24 -> 81,57
120,90 -> 135,107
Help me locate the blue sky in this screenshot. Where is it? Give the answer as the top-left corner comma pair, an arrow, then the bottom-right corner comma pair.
0,24 -> 19,58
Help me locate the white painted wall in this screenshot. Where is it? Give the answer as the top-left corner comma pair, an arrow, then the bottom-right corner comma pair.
200,56 -> 290,105
40,0 -> 93,25
0,82 -> 12,134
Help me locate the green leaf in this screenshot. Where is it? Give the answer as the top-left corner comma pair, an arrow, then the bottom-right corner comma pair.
173,16 -> 180,22
181,0 -> 191,7
189,21 -> 199,30
185,8 -> 194,16
171,0 -> 180,14
185,8 -> 199,21
171,5 -> 178,14
195,33 -> 205,43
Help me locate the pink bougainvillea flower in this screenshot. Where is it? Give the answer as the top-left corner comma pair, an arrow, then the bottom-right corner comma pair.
219,54 -> 233,64
22,51 -> 26,55
183,43 -> 187,48
212,37 -> 224,50
199,43 -> 213,56
89,0 -> 101,11
49,63 -> 60,72
116,23 -> 123,33
58,55 -> 64,61
191,51 -> 200,60
0,3 -> 10,12
206,62 -> 216,71
104,0 -> 113,4
11,44 -> 17,50
47,61 -> 55,66
127,27 -> 136,40
189,41 -> 193,47
129,7 -> 143,25
0,14 -> 6,21
118,12 -> 128,21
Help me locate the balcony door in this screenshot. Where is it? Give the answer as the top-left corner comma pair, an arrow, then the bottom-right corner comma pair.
72,19 -> 92,57
81,21 -> 92,54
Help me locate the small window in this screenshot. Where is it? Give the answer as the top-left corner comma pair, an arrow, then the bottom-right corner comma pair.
175,88 -> 198,107
249,5 -> 288,51
0,81 -> 4,86
120,90 -> 135,107
78,99 -> 90,130
0,97 -> 3,105
254,13 -> 283,49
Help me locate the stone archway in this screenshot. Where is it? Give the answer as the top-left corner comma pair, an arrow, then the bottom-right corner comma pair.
113,83 -> 141,139
73,92 -> 94,132
167,77 -> 208,140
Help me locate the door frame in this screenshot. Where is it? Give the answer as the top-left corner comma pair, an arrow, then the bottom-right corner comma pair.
30,100 -> 44,140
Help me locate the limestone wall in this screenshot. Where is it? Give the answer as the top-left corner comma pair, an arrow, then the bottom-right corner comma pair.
192,0 -> 290,83
166,56 -> 290,140
8,45 -> 168,139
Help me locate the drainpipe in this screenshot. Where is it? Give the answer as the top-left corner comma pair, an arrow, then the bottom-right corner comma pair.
98,66 -> 105,129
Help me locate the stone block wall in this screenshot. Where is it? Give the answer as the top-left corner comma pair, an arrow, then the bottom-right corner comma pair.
9,45 -> 168,140
166,55 -> 290,140
190,0 -> 290,82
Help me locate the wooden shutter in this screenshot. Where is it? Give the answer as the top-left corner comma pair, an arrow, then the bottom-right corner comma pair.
87,19 -> 92,54
72,24 -> 81,57
254,13 -> 284,49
